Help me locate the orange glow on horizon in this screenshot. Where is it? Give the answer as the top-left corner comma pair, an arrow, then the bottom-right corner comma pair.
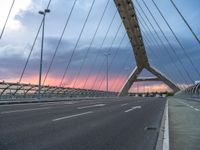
3,74 -> 187,92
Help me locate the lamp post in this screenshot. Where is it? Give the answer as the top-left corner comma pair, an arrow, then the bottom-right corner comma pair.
104,52 -> 111,97
38,9 -> 50,100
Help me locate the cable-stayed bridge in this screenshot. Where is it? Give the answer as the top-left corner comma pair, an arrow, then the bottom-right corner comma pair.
0,0 -> 199,150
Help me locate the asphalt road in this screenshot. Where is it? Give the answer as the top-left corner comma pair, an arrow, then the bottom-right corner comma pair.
0,97 -> 166,150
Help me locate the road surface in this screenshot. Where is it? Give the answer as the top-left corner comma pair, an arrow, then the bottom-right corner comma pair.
0,97 -> 166,150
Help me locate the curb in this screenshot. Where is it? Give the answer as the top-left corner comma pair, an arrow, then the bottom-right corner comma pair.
156,100 -> 169,150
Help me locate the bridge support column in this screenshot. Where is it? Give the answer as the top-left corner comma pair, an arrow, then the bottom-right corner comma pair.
147,66 -> 180,92
119,65 -> 180,96
119,67 -> 141,96
115,0 -> 180,96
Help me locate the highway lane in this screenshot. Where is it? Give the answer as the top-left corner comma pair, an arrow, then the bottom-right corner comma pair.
0,97 -> 166,150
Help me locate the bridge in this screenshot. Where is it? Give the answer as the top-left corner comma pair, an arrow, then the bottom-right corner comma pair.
0,0 -> 199,150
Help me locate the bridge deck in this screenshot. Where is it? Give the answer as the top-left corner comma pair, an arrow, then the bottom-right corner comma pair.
0,97 -> 165,150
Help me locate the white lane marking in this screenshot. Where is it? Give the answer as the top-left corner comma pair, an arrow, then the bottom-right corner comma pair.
52,111 -> 93,122
125,106 -> 141,113
121,103 -> 128,106
63,102 -> 77,104
179,101 -> 200,112
194,108 -> 200,111
77,104 -> 106,109
189,106 -> 200,111
0,107 -> 51,114
163,100 -> 169,150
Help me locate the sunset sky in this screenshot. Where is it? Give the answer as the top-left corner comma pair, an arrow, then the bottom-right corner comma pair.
0,0 -> 199,92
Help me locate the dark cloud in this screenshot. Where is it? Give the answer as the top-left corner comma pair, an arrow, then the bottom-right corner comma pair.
0,35 -> 133,82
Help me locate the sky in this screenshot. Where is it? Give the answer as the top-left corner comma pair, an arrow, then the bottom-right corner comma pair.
0,0 -> 199,92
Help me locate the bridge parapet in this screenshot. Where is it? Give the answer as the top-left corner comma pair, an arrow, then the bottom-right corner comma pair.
175,83 -> 200,100
0,81 -> 117,100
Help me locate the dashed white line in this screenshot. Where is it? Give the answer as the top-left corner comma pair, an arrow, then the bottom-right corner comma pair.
125,106 -> 141,113
194,108 -> 200,111
179,101 -> 200,112
52,111 -> 93,122
121,103 -> 128,106
77,104 -> 106,109
189,106 -> 200,111
1,107 -> 51,114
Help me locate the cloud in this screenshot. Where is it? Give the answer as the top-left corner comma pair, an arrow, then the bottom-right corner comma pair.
0,0 -> 199,92
0,34 -> 132,84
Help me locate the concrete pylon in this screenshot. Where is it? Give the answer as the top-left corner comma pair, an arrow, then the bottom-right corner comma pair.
114,0 -> 180,96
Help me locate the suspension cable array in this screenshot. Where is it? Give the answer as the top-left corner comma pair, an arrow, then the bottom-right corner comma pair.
82,10 -> 118,89
98,32 -> 127,90
152,0 -> 200,78
42,0 -> 78,86
91,22 -> 123,90
59,0 -> 96,87
72,0 -> 112,88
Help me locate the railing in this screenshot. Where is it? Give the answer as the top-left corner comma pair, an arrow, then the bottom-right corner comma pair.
175,83 -> 200,100
0,81 -> 117,100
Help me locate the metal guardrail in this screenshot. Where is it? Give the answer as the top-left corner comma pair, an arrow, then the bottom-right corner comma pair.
175,83 -> 200,99
0,81 -> 117,100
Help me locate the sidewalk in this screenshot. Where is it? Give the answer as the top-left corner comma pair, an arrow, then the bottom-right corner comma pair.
168,97 -> 200,150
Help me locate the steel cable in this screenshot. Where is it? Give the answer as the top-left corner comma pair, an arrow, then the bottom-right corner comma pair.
59,0 -> 96,87
0,0 -> 15,40
98,32 -> 127,90
42,0 -> 78,85
152,0 -> 200,79
170,0 -> 200,45
72,0 -> 111,88
82,10 -> 118,89
91,22 -> 123,90
139,0 -> 189,88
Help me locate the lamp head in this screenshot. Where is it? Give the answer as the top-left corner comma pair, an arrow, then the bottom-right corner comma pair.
45,9 -> 50,13
38,11 -> 45,15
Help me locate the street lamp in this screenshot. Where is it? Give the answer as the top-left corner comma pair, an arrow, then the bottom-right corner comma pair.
104,52 -> 111,97
38,9 -> 50,100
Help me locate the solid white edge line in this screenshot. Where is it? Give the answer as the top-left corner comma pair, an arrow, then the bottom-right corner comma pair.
1,107 -> 51,114
163,100 -> 169,150
52,111 -> 93,122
